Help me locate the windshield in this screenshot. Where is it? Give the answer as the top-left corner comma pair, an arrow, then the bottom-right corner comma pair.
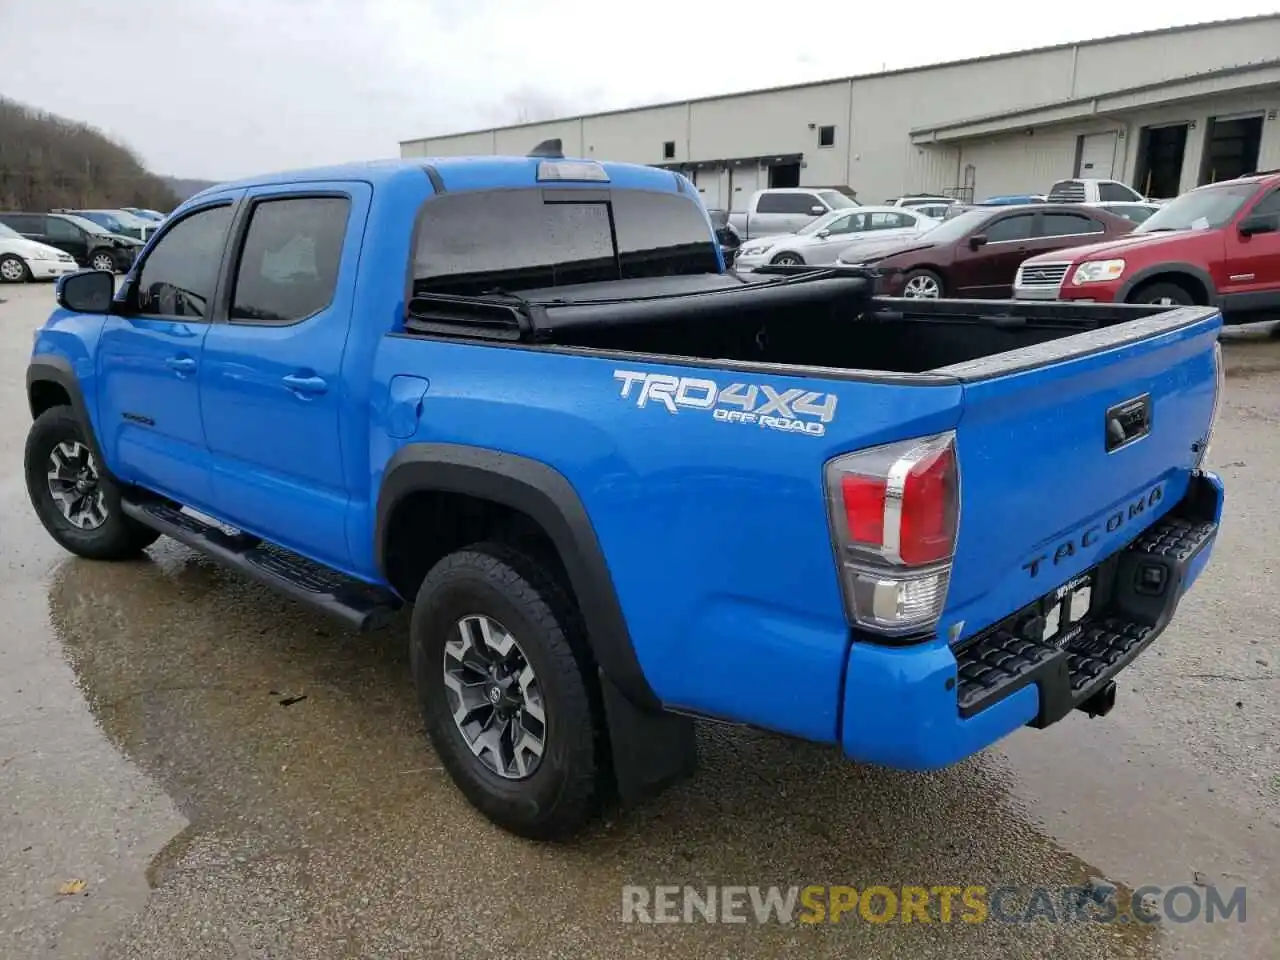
819,190 -> 858,209
905,207 -> 992,244
62,214 -> 112,236
1134,183 -> 1257,233
0,223 -> 19,239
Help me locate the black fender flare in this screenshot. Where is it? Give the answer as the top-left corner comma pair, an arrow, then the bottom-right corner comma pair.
375,442 -> 661,711
1116,262 -> 1219,305
26,354 -> 117,481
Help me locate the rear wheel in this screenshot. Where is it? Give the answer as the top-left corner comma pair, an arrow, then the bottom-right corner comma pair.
24,407 -> 159,560
410,541 -> 604,840
902,268 -> 944,298
770,252 -> 804,266
1129,281 -> 1195,307
0,253 -> 30,283
89,250 -> 116,273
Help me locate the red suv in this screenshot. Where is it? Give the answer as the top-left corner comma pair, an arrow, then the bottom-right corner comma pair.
1014,171 -> 1280,324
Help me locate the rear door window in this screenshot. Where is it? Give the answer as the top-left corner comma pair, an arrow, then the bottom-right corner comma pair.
757,192 -> 820,214
1039,213 -> 1105,237
984,214 -> 1035,242
414,189 -> 718,295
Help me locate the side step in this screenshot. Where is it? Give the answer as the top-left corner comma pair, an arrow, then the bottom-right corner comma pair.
121,499 -> 402,632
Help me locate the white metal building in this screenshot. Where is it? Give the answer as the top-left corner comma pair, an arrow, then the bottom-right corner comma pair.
401,15 -> 1280,211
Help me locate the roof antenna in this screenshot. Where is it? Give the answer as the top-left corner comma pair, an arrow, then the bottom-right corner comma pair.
528,138 -> 564,159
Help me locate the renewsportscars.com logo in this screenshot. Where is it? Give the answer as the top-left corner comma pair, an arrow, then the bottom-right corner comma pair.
613,370 -> 839,437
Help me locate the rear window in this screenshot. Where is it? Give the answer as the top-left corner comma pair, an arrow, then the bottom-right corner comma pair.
414,189 -> 719,296
1048,181 -> 1087,203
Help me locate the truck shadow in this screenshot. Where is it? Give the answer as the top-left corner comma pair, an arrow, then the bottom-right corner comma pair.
48,545 -> 1162,958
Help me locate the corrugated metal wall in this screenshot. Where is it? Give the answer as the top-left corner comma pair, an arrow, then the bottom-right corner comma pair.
399,17 -> 1280,202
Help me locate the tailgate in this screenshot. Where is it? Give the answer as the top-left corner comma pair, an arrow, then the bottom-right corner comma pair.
937,306 -> 1222,646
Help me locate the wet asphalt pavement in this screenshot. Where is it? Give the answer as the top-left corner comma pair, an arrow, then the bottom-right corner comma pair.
0,282 -> 1277,959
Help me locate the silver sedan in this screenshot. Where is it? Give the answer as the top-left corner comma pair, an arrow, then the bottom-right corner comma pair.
733,206 -> 938,271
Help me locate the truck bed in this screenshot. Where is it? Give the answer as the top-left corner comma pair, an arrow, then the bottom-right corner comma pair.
404,269 -> 1199,378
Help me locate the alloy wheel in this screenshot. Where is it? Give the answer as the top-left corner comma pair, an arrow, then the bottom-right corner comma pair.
443,614 -> 546,779
904,275 -> 941,298
46,440 -> 108,530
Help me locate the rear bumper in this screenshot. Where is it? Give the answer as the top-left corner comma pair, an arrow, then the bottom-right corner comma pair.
838,471 -> 1223,770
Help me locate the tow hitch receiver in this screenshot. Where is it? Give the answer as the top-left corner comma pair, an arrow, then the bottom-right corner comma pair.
1077,680 -> 1117,718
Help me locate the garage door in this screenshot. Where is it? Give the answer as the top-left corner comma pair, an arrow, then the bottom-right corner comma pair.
1077,133 -> 1118,179
693,168 -> 722,210
729,165 -> 760,213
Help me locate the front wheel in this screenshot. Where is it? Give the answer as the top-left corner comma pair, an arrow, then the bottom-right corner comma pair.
902,268 -> 944,298
89,250 -> 116,273
410,542 -> 604,840
0,253 -> 31,283
24,407 -> 160,560
770,252 -> 804,266
1129,281 -> 1194,307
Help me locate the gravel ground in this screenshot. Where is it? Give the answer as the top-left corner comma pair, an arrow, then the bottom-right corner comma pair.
0,282 -> 1275,959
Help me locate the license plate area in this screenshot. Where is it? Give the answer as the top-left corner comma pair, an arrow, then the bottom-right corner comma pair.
1038,573 -> 1095,648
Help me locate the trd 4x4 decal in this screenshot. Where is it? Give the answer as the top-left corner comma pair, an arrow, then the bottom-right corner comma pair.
613,369 -> 838,437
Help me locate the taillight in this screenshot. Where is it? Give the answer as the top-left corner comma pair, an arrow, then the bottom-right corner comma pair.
1196,341 -> 1224,469
825,432 -> 959,638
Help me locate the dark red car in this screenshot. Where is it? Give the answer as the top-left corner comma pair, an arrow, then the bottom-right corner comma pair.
835,203 -> 1136,299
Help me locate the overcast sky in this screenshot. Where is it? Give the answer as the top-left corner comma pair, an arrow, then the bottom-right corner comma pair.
1,1 -> 1276,180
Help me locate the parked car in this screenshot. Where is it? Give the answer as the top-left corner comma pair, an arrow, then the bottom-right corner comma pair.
734,206 -> 937,271
121,207 -> 167,222
904,200 -> 956,220
837,203 -> 1135,298
0,212 -> 141,272
1015,170 -> 1280,324
728,187 -> 859,240
1047,178 -> 1149,204
885,194 -> 954,209
1087,201 -> 1162,225
705,208 -> 742,266
25,155 -> 1223,840
0,222 -> 79,283
980,194 -> 1046,205
58,208 -> 159,242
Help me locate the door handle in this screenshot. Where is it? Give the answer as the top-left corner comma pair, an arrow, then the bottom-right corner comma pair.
165,355 -> 197,375
282,373 -> 328,396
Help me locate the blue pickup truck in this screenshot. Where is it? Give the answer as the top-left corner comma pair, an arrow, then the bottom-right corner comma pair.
24,148 -> 1225,840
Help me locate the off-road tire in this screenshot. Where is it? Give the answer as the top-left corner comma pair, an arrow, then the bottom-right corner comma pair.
410,541 -> 604,841
24,406 -> 159,560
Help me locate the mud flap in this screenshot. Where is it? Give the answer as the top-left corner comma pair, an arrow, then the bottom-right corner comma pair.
599,670 -> 698,803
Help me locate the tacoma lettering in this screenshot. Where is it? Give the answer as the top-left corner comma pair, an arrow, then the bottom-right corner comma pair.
1022,486 -> 1164,578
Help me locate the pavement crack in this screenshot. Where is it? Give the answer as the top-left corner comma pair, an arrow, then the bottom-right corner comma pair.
1182,673 -> 1278,683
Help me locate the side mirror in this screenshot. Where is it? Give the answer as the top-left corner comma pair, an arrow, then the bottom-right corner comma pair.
816,229 -> 830,239
968,234 -> 988,250
1239,213 -> 1279,237
809,205 -> 826,216
56,270 -> 115,314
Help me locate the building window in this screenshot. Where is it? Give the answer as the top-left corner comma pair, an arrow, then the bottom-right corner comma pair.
818,125 -> 835,148
663,141 -> 676,160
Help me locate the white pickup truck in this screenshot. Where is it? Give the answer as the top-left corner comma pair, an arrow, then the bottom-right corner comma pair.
728,187 -> 859,240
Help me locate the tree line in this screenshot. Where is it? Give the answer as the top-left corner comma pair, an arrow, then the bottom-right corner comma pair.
0,97 -> 178,213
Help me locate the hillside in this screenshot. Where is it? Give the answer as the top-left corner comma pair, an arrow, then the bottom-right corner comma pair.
162,177 -> 221,202
0,97 -> 178,212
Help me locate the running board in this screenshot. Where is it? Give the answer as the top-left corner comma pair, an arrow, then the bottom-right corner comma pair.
120,499 -> 402,632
